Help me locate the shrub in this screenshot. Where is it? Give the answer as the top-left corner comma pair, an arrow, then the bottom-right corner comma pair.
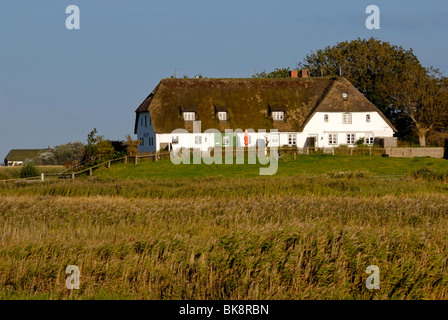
19,162 -> 40,178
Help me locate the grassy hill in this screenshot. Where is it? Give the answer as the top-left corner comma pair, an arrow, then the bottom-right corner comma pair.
94,154 -> 448,179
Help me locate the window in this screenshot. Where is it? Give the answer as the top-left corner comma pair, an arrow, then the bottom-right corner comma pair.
346,133 -> 355,144
342,92 -> 349,100
366,114 -> 371,123
288,134 -> 297,146
195,136 -> 202,144
328,134 -> 337,145
145,115 -> 148,127
172,136 -> 179,144
271,135 -> 279,146
324,114 -> 329,123
272,111 -> 284,121
342,113 -> 352,124
183,112 -> 195,121
365,134 -> 374,145
217,112 -> 227,121
223,136 -> 230,146
141,137 -> 144,146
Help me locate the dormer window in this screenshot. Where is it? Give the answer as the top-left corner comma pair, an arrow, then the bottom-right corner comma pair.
366,114 -> 371,123
324,114 -> 329,122
217,111 -> 227,121
272,111 -> 284,121
342,92 -> 348,100
183,112 -> 195,121
342,113 -> 352,124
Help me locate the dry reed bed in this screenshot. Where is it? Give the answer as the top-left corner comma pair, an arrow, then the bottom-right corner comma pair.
1,193 -> 447,299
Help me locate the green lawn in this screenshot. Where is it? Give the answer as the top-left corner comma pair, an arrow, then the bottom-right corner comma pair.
94,154 -> 448,179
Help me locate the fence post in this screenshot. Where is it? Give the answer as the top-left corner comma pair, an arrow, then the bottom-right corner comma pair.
134,156 -> 138,165
71,172 -> 75,179
155,152 -> 159,161
369,147 -> 372,156
107,161 -> 111,168
306,147 -> 309,155
293,152 -> 296,160
89,168 -> 93,176
41,173 -> 44,181
124,156 -> 127,164
332,147 -> 335,155
350,148 -> 353,156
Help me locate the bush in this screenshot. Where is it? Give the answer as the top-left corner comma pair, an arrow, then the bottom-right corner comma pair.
19,162 -> 40,178
412,168 -> 448,181
53,142 -> 85,165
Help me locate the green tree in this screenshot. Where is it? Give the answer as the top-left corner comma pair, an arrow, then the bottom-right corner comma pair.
387,66 -> 448,146
52,142 -> 85,165
84,128 -> 115,164
300,37 -> 448,145
301,38 -> 422,115
253,67 -> 291,78
20,162 -> 40,178
124,134 -> 141,156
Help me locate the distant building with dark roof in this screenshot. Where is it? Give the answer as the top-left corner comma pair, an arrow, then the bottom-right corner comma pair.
4,148 -> 53,166
134,75 -> 396,153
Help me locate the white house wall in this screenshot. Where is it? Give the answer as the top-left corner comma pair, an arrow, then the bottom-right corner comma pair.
138,111 -> 395,152
302,112 -> 394,148
156,131 -> 283,152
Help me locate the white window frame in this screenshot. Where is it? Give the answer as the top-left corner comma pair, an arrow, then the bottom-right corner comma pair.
365,134 -> 374,145
346,133 -> 355,144
272,111 -> 284,121
288,134 -> 297,146
342,113 -> 352,124
366,114 -> 371,123
217,112 -> 227,121
324,114 -> 329,123
195,136 -> 202,144
183,112 -> 195,121
223,136 -> 230,146
328,134 -> 337,145
172,136 -> 179,144
270,135 -> 279,146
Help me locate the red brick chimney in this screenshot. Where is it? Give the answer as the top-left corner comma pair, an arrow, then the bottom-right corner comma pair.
289,70 -> 298,78
301,69 -> 309,78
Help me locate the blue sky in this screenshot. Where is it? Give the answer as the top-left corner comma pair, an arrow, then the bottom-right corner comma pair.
1,0 -> 447,159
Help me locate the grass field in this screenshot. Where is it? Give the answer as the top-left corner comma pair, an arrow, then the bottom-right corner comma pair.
0,155 -> 447,299
0,165 -> 64,180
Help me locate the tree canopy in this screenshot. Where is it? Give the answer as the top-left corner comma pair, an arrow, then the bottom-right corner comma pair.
297,37 -> 448,145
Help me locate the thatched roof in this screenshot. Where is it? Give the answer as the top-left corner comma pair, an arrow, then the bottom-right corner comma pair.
4,149 -> 50,162
135,77 -> 396,133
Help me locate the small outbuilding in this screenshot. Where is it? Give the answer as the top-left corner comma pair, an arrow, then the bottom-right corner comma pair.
4,148 -> 53,166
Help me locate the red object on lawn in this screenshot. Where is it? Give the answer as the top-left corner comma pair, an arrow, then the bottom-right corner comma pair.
244,129 -> 249,146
